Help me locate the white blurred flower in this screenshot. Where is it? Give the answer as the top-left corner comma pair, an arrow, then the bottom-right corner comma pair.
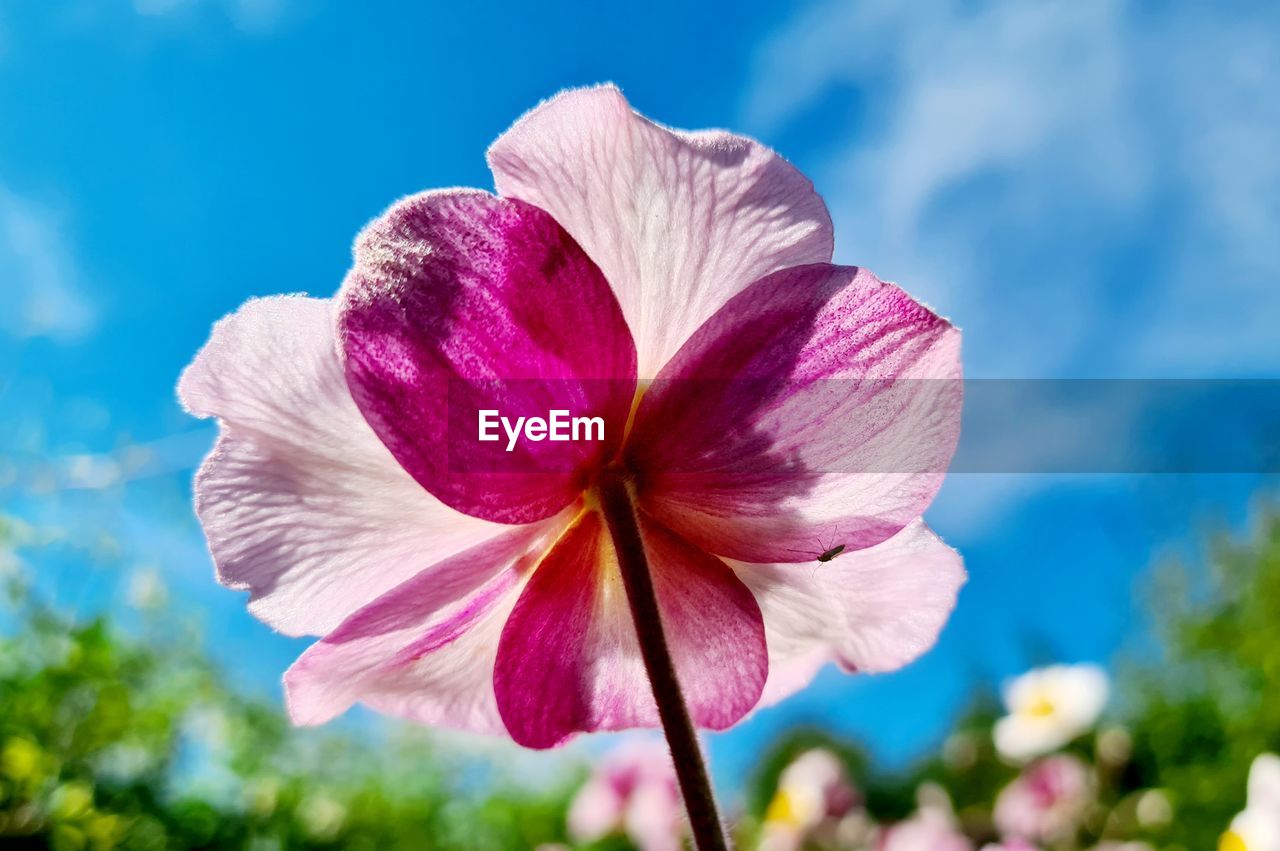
567,740 -> 683,851
1250,755 -> 1280,812
1221,753 -> 1280,851
981,842 -> 1037,851
1086,844 -> 1153,851
993,754 -> 1091,842
760,749 -> 860,851
994,664 -> 1109,762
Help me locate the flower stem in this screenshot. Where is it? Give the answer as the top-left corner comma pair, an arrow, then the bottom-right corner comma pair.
598,470 -> 731,851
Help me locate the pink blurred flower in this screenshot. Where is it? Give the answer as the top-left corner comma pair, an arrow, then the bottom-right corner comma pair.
180,85 -> 964,748
982,842 -> 1038,851
879,790 -> 972,851
567,740 -> 684,851
878,813 -> 972,851
760,749 -> 861,851
994,754 -> 1091,842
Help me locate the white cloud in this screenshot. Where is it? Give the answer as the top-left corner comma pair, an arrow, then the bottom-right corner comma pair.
744,0 -> 1280,377
754,1 -> 1145,242
0,185 -> 95,343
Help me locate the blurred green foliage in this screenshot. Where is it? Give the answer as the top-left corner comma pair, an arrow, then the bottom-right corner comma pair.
0,517 -> 576,850
3,508 -> 1279,849
739,508 -> 1280,849
1124,508 -> 1280,849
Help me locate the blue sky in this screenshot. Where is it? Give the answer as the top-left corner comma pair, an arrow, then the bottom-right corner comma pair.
1,0 -> 1278,792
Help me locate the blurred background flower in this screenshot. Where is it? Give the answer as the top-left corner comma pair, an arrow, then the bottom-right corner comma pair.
876,785 -> 972,851
1221,754 -> 1280,851
993,754 -> 1091,843
566,740 -> 684,851
994,665 -> 1109,763
759,748 -> 862,850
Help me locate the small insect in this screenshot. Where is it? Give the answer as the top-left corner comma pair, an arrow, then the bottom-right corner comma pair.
816,543 -> 846,563
781,537 -> 848,570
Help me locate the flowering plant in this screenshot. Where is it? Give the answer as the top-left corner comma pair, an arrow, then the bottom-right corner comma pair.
181,85 -> 964,847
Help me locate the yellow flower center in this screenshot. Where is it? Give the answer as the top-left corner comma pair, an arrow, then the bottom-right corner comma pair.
1022,692 -> 1057,719
764,790 -> 802,828
1220,829 -> 1249,851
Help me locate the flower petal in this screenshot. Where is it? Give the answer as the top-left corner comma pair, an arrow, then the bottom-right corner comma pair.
627,263 -> 961,564
757,647 -> 831,708
1248,753 -> 1280,812
338,189 -> 637,525
493,511 -> 767,748
488,84 -> 834,377
179,295 -> 501,637
283,518 -> 564,731
733,520 -> 964,703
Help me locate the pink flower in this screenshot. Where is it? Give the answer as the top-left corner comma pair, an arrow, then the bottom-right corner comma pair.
878,807 -> 973,851
567,740 -> 684,851
179,84 -> 964,748
993,754 -> 1091,842
878,787 -> 971,851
